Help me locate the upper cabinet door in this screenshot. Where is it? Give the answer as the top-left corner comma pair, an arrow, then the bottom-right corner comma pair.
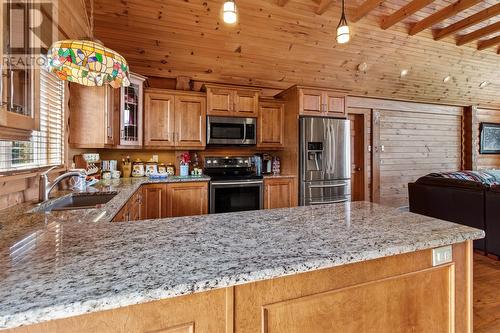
258,101 -> 284,149
174,95 -> 206,149
299,89 -> 323,116
234,89 -> 259,117
323,91 -> 345,117
0,0 -> 40,139
144,91 -> 176,148
119,74 -> 145,147
206,87 -> 233,116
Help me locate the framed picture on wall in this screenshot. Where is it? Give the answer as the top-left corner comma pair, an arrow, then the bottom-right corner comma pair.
480,123 -> 500,154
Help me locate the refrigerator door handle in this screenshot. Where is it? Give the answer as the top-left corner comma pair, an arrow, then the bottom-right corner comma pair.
310,199 -> 348,205
309,183 -> 347,188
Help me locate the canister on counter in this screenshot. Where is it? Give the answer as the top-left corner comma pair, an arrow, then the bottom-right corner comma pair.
166,163 -> 176,176
132,159 -> 145,177
145,161 -> 158,176
158,163 -> 167,174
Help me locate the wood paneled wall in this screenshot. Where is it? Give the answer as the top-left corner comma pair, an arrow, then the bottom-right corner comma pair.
476,108 -> 500,170
0,0 -> 89,210
347,96 -> 463,208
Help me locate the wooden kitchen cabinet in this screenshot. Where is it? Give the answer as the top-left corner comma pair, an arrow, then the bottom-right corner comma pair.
166,182 -> 208,217
118,73 -> 146,148
144,89 -> 206,149
264,176 -> 297,209
113,189 -> 143,222
205,84 -> 259,117
174,94 -> 206,148
258,100 -> 285,149
141,184 -> 167,219
144,91 -> 176,148
282,86 -> 347,118
69,84 -> 116,148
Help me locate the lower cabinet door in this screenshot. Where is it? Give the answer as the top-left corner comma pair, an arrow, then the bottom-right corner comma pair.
166,182 -> 208,217
264,177 -> 297,209
142,184 -> 167,219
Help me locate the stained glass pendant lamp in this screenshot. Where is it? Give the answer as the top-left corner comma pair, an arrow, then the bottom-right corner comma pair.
46,1 -> 130,88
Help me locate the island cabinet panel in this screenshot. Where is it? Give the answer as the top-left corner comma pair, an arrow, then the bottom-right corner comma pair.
141,184 -> 167,219
233,241 -> 472,333
262,265 -> 453,333
257,101 -> 285,149
144,92 -> 176,148
166,182 -> 208,217
174,95 -> 206,149
4,289 -> 227,333
264,177 -> 297,209
205,84 -> 260,117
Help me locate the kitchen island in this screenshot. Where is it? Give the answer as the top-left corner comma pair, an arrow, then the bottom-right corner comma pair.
0,179 -> 484,332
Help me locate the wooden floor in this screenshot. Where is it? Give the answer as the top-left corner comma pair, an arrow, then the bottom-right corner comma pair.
474,254 -> 500,333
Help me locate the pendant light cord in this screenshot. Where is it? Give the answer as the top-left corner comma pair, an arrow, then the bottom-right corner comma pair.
341,0 -> 346,20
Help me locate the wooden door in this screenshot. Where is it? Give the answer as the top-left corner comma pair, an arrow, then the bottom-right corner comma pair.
142,184 -> 167,219
174,95 -> 206,149
348,113 -> 366,201
144,92 -> 176,148
258,101 -> 285,149
323,92 -> 345,117
234,89 -> 259,117
206,87 -> 233,116
264,177 -> 297,209
299,88 -> 323,115
166,182 -> 208,217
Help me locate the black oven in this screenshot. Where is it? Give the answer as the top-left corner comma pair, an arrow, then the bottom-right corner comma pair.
210,180 -> 263,214
207,116 -> 256,145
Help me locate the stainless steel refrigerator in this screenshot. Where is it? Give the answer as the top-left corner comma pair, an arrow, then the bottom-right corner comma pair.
300,117 -> 351,206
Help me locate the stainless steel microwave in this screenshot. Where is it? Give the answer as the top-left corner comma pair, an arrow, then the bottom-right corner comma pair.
207,116 -> 256,145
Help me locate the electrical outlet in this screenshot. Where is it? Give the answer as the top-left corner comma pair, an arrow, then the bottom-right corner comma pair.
432,245 -> 452,266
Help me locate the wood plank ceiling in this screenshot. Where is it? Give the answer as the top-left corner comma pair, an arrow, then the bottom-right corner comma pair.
93,0 -> 500,108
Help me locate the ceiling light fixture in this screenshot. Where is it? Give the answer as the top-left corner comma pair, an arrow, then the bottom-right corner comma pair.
443,75 -> 451,83
223,0 -> 238,24
479,81 -> 490,88
46,0 -> 129,88
336,0 -> 350,44
400,69 -> 409,77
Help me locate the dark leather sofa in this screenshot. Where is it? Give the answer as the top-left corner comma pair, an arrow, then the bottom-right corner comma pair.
408,176 -> 487,252
486,185 -> 500,256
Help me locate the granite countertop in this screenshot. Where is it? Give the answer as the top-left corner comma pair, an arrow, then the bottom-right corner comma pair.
0,195 -> 484,329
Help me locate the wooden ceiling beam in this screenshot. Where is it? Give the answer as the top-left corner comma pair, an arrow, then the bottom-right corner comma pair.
381,0 -> 436,30
351,0 -> 385,23
315,0 -> 333,15
434,3 -> 500,40
409,0 -> 483,36
477,35 -> 500,51
457,21 -> 500,46
277,0 -> 290,6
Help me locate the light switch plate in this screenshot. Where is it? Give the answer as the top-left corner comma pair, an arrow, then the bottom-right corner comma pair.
432,245 -> 453,266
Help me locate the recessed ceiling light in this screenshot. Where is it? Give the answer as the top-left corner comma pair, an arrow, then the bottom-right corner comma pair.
357,62 -> 368,72
479,81 -> 490,88
443,75 -> 451,83
400,69 -> 409,77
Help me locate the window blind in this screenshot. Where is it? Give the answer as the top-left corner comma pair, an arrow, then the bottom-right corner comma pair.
0,66 -> 65,172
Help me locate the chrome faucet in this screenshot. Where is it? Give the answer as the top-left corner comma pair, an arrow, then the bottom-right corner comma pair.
39,166 -> 86,203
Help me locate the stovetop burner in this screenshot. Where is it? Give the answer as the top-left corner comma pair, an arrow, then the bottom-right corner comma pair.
204,156 -> 261,181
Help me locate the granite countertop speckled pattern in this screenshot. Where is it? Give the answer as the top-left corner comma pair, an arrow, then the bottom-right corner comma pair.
0,181 -> 484,329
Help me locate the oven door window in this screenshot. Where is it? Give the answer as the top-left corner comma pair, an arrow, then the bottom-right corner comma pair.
210,123 -> 245,140
212,185 -> 261,213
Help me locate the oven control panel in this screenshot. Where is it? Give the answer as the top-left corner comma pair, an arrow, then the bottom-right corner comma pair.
205,156 -> 252,168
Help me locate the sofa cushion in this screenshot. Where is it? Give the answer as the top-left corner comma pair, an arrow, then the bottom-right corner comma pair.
420,170 -> 499,187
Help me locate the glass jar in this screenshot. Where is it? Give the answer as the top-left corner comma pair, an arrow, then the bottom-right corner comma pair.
132,159 -> 145,177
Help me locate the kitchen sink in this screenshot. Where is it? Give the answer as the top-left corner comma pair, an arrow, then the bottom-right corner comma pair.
37,192 -> 118,212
